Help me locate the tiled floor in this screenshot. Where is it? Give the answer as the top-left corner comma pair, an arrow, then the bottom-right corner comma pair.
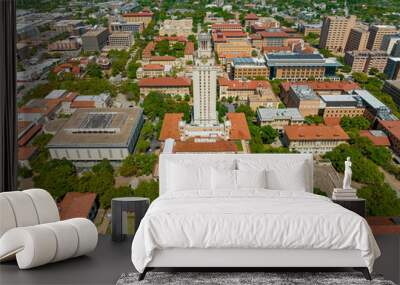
0,235 -> 133,285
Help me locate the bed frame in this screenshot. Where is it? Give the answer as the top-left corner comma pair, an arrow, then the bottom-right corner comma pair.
138,248 -> 371,280
138,154 -> 372,281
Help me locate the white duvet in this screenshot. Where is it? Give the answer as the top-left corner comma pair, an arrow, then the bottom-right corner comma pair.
131,190 -> 380,273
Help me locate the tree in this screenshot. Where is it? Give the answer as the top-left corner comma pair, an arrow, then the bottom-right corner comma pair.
305,115 -> 324,125
217,102 -> 228,122
133,180 -> 159,202
324,144 -> 384,185
340,116 -> 370,132
33,159 -> 77,200
86,63 -> 103,78
368,67 -> 379,76
119,154 -> 157,177
251,50 -> 258,57
358,184 -> 400,216
78,159 -> 115,196
235,104 -> 255,122
32,133 -> 54,151
136,138 -> 151,153
352,72 -> 369,84
259,125 -> 278,144
100,186 -> 133,208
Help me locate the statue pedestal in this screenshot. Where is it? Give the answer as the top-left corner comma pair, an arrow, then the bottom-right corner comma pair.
332,188 -> 358,200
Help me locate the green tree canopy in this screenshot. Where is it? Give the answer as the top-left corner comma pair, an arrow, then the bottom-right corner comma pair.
358,183 -> 400,216
340,116 -> 371,132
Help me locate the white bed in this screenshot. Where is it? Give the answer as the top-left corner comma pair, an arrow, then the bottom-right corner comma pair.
131,154 -> 380,280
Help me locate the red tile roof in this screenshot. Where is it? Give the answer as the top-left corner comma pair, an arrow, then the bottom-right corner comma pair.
123,11 -> 154,17
159,113 -> 183,141
70,101 -> 96,108
284,125 -> 349,141
359,130 -> 391,146
281,81 -> 360,93
262,46 -> 291,53
227,112 -> 251,140
174,141 -> 238,153
258,31 -> 289,38
53,63 -> 80,75
18,123 -> 42,147
59,192 -> 97,220
368,217 -> 400,235
218,77 -> 271,90
138,77 -> 191,87
18,121 -> 33,134
143,64 -> 164,71
245,13 -> 259,20
18,146 -> 38,161
324,117 -> 341,126
184,42 -> 194,55
150,55 -> 176,61
379,120 -> 400,140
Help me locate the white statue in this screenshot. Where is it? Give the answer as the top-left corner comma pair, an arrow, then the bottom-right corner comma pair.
342,157 -> 352,190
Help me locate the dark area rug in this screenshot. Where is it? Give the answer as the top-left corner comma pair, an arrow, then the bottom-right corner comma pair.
117,271 -> 396,285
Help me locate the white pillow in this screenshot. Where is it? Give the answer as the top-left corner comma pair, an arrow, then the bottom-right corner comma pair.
167,163 -> 211,191
212,168 -> 237,190
266,161 -> 308,191
236,169 -> 267,189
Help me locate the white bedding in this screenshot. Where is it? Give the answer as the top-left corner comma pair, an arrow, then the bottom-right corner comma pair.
131,190 -> 380,273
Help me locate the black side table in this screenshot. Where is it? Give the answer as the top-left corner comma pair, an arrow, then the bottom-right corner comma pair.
111,197 -> 150,242
332,198 -> 366,218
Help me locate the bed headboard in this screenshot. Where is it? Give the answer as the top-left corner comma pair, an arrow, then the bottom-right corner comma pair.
159,153 -> 314,195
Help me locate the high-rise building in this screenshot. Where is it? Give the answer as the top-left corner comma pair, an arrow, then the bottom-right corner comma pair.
367,25 -> 398,51
319,15 -> 356,52
345,26 -> 369,52
381,34 -> 400,54
384,58 -> 400,80
345,50 -> 388,73
82,28 -> 110,52
192,32 -> 219,127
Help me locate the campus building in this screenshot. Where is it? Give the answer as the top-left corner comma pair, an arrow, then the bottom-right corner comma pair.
367,25 -> 398,51
138,77 -> 191,96
47,108 -> 144,164
320,95 -> 365,119
345,26 -> 370,52
345,50 -> 388,73
159,19 -> 193,37
122,10 -> 154,27
108,32 -> 133,49
257,108 -> 304,131
264,53 -> 341,80
283,125 -> 349,154
319,15 -> 356,52
231,57 -> 269,80
283,85 -> 321,116
82,28 -> 110,52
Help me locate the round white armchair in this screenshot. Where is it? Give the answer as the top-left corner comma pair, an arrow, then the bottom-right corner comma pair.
0,189 -> 98,269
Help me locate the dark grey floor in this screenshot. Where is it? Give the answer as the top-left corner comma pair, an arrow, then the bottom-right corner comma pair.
0,235 -> 134,285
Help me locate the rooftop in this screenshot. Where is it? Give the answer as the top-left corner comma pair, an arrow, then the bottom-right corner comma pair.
47,108 -> 143,148
285,125 -> 349,141
265,53 -> 341,67
218,77 -> 271,90
257,108 -> 304,122
385,80 -> 400,90
138,77 -> 191,87
173,141 -> 238,153
232,57 -> 266,67
82,28 -> 109,37
379,120 -> 400,140
59,192 -> 97,220
359,130 -> 391,146
290,85 -> 319,101
45,89 -> 68,100
227,113 -> 251,140
159,113 -> 183,141
281,81 -> 360,93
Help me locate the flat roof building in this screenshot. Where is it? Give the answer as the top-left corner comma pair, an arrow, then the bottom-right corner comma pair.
345,26 -> 369,52
367,25 -> 398,51
82,28 -> 110,52
320,95 -> 365,119
319,15 -> 357,52
384,57 -> 400,81
345,50 -> 388,73
378,120 -> 400,155
264,53 -> 341,80
108,32 -> 133,49
257,108 -> 304,130
284,85 -> 321,116
47,108 -> 144,163
231,57 -> 269,80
